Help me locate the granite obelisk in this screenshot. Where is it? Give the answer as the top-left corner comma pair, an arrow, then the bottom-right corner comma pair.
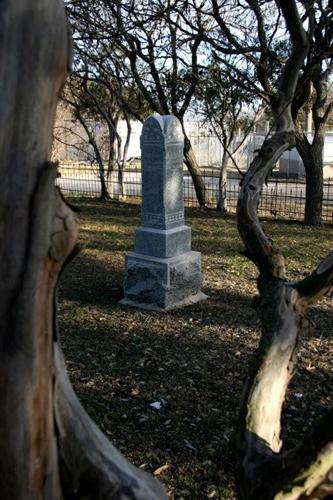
122,115 -> 206,311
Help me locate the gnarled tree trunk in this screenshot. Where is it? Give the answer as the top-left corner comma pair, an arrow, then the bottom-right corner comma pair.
236,2 -> 333,498
0,2 -> 166,499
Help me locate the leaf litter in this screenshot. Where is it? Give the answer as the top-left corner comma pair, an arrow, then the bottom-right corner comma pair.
58,200 -> 333,499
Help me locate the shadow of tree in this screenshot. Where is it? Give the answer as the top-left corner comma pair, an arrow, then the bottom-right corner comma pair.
57,199 -> 333,498
59,252 -> 258,328
58,251 -> 333,499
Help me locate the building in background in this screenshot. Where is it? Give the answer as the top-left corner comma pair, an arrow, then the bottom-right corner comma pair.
53,113 -> 333,179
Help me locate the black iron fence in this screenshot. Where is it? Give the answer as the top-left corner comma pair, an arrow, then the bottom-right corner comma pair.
56,163 -> 333,223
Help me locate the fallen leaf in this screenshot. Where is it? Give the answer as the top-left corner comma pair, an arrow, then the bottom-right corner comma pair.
153,464 -> 170,476
208,490 -> 217,498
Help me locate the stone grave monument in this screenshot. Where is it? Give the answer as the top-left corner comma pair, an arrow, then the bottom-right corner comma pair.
121,115 -> 207,311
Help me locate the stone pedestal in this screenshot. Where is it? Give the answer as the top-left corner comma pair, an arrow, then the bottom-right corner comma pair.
121,115 -> 207,311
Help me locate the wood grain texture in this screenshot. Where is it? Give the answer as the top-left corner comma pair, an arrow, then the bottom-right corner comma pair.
0,1 -> 69,497
0,2 -> 165,498
235,2 -> 333,498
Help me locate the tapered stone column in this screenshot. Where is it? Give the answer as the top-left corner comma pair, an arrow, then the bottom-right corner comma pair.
121,115 -> 207,311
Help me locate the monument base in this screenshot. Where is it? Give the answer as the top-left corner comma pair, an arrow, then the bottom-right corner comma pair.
121,251 -> 208,311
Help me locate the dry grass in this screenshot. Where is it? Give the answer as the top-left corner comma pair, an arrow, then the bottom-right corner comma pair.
58,199 -> 333,499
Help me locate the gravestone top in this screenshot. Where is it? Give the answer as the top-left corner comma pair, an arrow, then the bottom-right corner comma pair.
141,115 -> 183,145
140,114 -> 185,230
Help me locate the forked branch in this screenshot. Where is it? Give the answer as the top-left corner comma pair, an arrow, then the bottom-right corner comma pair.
235,1 -> 333,499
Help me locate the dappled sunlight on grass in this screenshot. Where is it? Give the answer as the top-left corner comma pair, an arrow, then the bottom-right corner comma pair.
58,199 -> 333,500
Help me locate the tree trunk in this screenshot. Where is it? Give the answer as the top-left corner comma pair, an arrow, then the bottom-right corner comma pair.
296,132 -> 324,226
107,131 -> 117,198
115,132 -> 124,200
235,4 -> 333,497
183,134 -> 208,208
118,112 -> 132,201
216,150 -> 229,212
107,127 -> 117,176
0,2 -> 70,496
0,2 -> 166,498
236,120 -> 333,500
95,147 -> 108,200
77,116 -> 108,200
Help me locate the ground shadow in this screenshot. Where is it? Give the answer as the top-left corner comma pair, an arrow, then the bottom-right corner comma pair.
59,252 -> 258,330
57,199 -> 333,499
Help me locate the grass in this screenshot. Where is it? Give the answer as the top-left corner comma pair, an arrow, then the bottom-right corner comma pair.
58,199 -> 333,499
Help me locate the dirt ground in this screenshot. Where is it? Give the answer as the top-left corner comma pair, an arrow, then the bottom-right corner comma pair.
58,199 -> 333,499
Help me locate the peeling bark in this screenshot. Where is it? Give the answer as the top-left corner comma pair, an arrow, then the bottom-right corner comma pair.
236,135 -> 333,499
0,2 -> 166,499
0,1 -> 70,496
235,2 -> 333,498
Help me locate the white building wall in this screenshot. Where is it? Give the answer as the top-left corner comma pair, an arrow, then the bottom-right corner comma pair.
54,117 -> 333,178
